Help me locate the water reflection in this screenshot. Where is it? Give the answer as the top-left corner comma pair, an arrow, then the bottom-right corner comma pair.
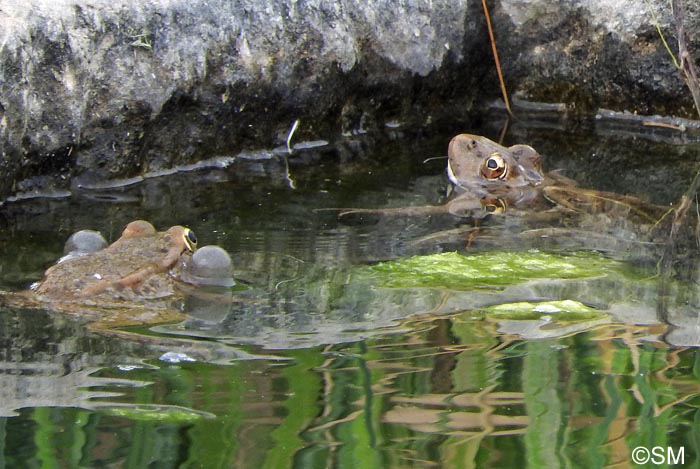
1,302 -> 699,466
296,317 -> 700,468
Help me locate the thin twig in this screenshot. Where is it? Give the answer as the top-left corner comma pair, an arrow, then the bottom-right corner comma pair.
281,119 -> 299,189
422,156 -> 448,164
481,0 -> 512,116
642,120 -> 686,131
286,119 -> 299,154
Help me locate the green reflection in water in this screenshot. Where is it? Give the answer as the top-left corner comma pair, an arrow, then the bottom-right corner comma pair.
264,349 -> 324,469
523,340 -> 562,468
2,316 -> 700,467
33,408 -> 91,468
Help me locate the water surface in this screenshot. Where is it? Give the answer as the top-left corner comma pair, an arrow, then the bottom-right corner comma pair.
1,124 -> 700,467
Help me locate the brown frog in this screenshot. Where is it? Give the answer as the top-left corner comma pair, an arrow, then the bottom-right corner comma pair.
447,133 -> 669,224
34,220 -> 198,302
335,133 -> 673,255
2,220 -> 239,334
437,133 -> 677,254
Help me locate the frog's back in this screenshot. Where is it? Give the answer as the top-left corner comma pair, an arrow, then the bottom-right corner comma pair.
35,235 -> 178,301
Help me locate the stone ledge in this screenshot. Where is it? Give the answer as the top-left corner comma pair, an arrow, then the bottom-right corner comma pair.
0,0 -> 697,200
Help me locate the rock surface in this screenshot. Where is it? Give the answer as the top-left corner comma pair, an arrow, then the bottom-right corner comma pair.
0,0 -> 697,199
498,0 -> 696,117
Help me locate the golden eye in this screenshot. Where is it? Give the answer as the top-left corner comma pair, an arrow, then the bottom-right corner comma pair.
183,228 -> 198,252
482,152 -> 508,180
481,197 -> 507,214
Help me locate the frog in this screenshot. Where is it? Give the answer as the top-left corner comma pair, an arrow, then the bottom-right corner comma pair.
334,134 -> 552,220
332,133 -> 674,255
446,133 -> 546,191
447,133 -> 669,224
3,220 -> 237,333
34,220 -> 198,301
440,134 -> 675,251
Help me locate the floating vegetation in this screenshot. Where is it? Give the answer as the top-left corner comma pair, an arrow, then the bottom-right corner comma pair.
360,250 -> 623,290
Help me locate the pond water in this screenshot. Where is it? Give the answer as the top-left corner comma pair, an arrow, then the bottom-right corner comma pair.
2,121 -> 700,467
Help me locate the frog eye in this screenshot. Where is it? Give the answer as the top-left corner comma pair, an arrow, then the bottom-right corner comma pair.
482,152 -> 508,180
481,197 -> 507,214
183,228 -> 198,252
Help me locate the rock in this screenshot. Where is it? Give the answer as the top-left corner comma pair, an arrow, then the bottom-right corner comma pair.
0,0 -> 489,198
0,0 -> 698,200
497,0 -> 696,117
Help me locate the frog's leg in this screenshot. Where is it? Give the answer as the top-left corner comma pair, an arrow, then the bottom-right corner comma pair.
336,204 -> 450,217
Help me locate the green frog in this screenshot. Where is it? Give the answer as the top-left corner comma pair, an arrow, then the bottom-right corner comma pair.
4,220 -> 236,332
35,220 -> 198,301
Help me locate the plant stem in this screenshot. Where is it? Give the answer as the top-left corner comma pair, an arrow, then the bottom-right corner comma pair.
481,0 -> 512,116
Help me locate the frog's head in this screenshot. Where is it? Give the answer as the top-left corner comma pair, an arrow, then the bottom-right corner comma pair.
447,134 -> 545,190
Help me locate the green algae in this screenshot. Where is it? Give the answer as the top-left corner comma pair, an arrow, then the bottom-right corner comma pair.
361,250 -> 622,290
